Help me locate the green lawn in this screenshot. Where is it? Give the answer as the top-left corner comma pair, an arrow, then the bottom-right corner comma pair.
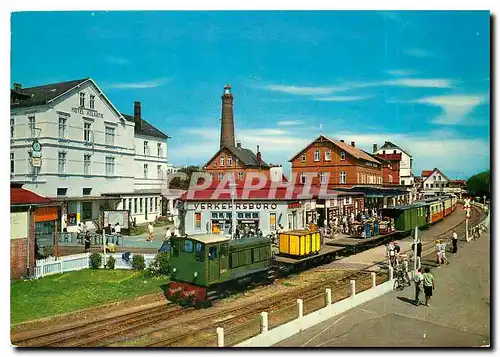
11,269 -> 170,325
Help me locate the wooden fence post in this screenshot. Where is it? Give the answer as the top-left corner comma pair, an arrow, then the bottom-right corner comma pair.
297,299 -> 303,318
325,288 -> 332,306
349,280 -> 356,297
216,327 -> 224,347
371,272 -> 377,288
260,312 -> 268,333
389,266 -> 394,280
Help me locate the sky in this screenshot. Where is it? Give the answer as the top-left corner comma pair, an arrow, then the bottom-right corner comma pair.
10,11 -> 490,179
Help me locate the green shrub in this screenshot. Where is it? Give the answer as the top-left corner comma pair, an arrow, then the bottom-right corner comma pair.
106,256 -> 116,269
146,252 -> 170,277
132,254 -> 146,271
89,253 -> 102,269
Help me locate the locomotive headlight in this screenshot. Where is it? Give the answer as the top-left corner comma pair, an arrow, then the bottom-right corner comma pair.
194,272 -> 198,277
172,268 -> 177,273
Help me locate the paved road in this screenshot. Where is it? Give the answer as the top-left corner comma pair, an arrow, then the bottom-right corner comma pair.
275,230 -> 490,347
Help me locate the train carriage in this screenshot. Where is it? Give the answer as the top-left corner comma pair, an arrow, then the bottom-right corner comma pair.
443,197 -> 453,217
428,200 -> 444,224
380,203 -> 428,232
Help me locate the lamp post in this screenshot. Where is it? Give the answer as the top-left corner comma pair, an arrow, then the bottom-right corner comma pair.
413,226 -> 418,273
464,198 -> 471,241
230,180 -> 236,239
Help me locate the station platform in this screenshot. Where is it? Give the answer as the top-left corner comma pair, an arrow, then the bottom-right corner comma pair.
275,230 -> 490,347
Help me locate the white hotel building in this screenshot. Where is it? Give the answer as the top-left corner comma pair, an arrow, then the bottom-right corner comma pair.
10,78 -> 174,230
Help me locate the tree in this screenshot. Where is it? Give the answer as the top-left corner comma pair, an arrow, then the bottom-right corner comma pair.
466,170 -> 490,199
169,165 -> 202,190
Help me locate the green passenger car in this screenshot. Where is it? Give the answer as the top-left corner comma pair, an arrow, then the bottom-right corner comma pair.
380,203 -> 428,233
166,234 -> 274,304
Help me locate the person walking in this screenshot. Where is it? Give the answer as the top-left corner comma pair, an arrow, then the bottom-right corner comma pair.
440,240 -> 450,265
84,233 -> 91,252
164,227 -> 171,241
452,230 -> 458,253
147,222 -> 154,242
413,268 -> 424,306
435,240 -> 442,268
422,267 -> 435,307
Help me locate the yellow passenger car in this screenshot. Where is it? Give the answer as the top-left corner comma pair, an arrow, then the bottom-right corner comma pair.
279,230 -> 321,257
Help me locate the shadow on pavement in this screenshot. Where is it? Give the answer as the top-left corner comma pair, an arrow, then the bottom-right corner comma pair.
396,296 -> 418,306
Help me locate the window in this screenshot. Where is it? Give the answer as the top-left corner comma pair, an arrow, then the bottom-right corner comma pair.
320,172 -> 328,184
438,175 -> 441,181
195,242 -> 205,262
58,118 -> 67,138
393,150 -> 396,154
84,122 -> 92,142
208,247 -> 217,260
143,141 -> 149,155
139,198 -> 143,213
218,172 -> 224,181
154,197 -> 158,212
143,164 -> 148,178
301,154 -> 306,163
28,116 -> 36,137
10,153 -> 14,174
57,188 -> 68,196
220,156 -> 225,166
157,143 -> 162,157
83,154 -> 91,175
134,198 -> 138,213
122,199 -> 127,210
150,198 -> 153,212
82,202 -> 92,220
157,165 -> 162,179
300,172 -> 306,184
238,172 -> 244,181
58,152 -> 66,173
105,126 -> 115,145
183,239 -> 194,253
314,149 -> 320,162
82,188 -> 92,196
10,118 -> 14,138
195,212 -> 202,231
128,199 -> 132,213
228,156 -> 233,167
89,95 -> 95,109
340,171 -> 346,184
105,157 -> 115,176
79,92 -> 85,107
340,151 -> 346,161
270,212 -> 277,231
325,149 -> 331,161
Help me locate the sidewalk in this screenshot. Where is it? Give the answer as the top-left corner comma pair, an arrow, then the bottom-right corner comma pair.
275,230 -> 490,347
120,224 -> 172,249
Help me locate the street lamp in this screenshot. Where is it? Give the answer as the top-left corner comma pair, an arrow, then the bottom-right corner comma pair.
230,180 -> 236,239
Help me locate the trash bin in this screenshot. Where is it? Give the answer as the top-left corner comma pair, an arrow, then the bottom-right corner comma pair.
364,223 -> 371,238
374,221 -> 379,236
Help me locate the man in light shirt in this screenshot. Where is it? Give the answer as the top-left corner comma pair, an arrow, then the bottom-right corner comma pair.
452,230 -> 458,253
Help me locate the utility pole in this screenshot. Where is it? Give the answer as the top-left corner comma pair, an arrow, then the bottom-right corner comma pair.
102,213 -> 107,266
230,179 -> 236,239
464,198 -> 471,241
413,226 -> 418,273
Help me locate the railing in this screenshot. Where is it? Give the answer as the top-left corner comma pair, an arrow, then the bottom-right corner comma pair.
34,252 -> 156,279
58,232 -> 123,246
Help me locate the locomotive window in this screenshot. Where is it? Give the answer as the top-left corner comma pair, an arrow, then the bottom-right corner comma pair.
183,239 -> 194,253
220,243 -> 228,257
209,247 -> 217,260
171,239 -> 179,257
230,252 -> 239,268
252,248 -> 260,262
238,250 -> 250,265
195,242 -> 205,261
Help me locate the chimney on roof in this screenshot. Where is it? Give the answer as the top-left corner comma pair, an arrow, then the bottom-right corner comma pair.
13,83 -> 22,91
134,101 -> 142,131
351,141 -> 355,147
340,139 -> 344,143
236,140 -> 242,149
373,143 -> 378,153
256,145 -> 262,167
220,84 -> 235,149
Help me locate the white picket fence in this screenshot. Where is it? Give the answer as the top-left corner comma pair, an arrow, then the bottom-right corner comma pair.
34,252 -> 157,279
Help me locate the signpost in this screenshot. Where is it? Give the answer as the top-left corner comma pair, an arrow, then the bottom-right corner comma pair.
464,198 -> 471,241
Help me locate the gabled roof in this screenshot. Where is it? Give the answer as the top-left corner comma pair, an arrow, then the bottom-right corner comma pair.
376,153 -> 402,162
422,168 -> 450,182
11,184 -> 54,206
421,170 -> 434,177
378,141 -> 412,157
11,78 -> 89,109
121,113 -> 170,140
205,145 -> 270,169
289,135 -> 381,164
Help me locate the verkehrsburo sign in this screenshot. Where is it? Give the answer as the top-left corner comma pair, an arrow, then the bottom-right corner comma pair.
189,202 -> 278,211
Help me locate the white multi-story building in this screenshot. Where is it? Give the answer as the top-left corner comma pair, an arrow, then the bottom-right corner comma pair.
420,168 -> 464,197
10,78 -> 173,230
375,141 -> 414,186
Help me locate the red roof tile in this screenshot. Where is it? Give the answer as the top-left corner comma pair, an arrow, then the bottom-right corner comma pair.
421,170 -> 434,177
11,187 -> 53,206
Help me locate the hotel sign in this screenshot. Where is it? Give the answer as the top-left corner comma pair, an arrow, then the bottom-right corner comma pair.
71,107 -> 104,118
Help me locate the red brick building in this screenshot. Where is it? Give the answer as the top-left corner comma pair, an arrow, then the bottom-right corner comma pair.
11,182 -> 59,279
290,135 -> 383,189
376,152 -> 402,185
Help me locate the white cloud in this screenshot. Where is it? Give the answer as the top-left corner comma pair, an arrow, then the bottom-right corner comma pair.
386,69 -> 418,76
414,95 -> 488,125
313,95 -> 370,102
107,78 -> 171,89
404,48 -> 435,58
277,120 -> 305,126
383,78 -> 454,88
264,84 -> 339,96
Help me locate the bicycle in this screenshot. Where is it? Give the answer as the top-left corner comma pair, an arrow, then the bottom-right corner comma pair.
393,266 -> 412,291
